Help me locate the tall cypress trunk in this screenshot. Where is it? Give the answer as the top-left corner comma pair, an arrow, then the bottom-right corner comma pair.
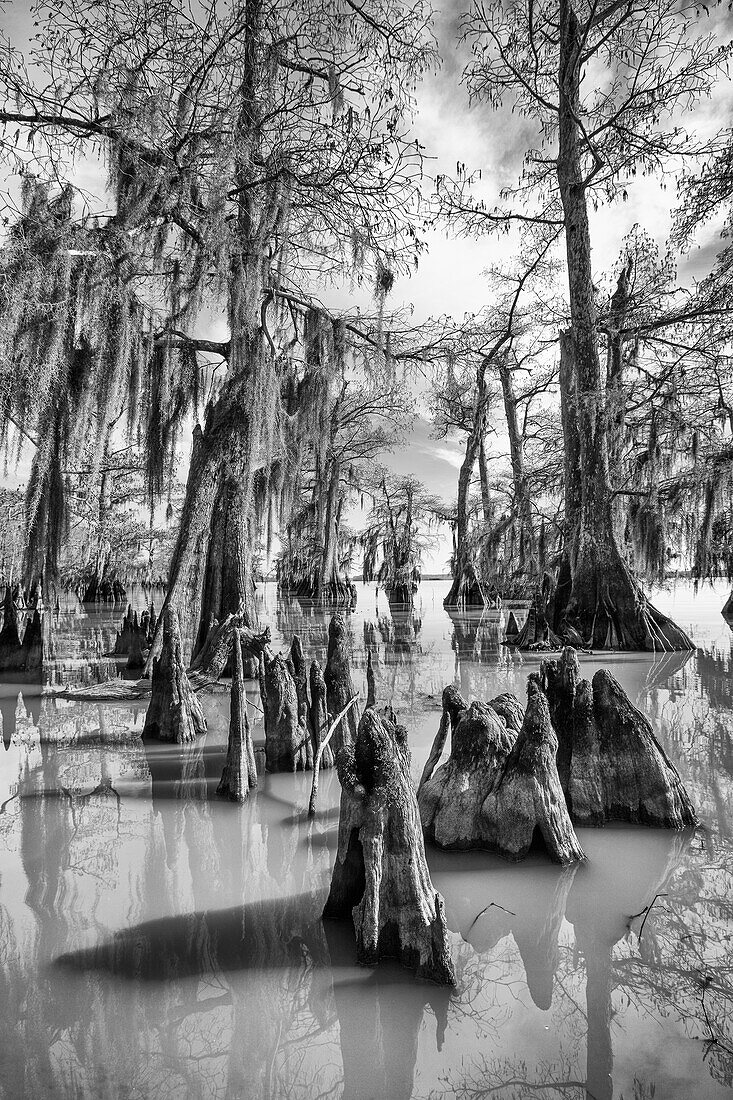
443,424 -> 485,608
316,458 -> 343,600
147,0 -> 279,668
554,0 -> 691,650
444,361 -> 489,609
192,477 -> 258,661
498,358 -> 537,577
478,433 -> 492,523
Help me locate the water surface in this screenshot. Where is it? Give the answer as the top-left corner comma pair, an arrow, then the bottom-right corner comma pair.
0,580 -> 731,1099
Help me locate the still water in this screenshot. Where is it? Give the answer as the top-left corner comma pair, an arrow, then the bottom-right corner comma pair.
0,580 -> 732,1099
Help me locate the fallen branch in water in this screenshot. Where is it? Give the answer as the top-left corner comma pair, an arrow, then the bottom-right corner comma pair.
467,901 -> 517,933
308,694 -> 360,818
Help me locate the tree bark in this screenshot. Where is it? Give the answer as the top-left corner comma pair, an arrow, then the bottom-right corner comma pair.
444,364 -> 489,609
323,707 -> 456,985
541,646 -> 697,827
260,649 -> 312,771
555,1 -> 691,650
143,606 -> 207,743
217,627 -> 258,801
308,658 -> 335,770
481,676 -> 585,863
498,356 -> 538,576
418,696 -> 517,850
193,476 -> 259,663
324,613 -> 359,754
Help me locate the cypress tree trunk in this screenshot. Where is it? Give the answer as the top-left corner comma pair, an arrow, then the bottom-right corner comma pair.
192,476 -> 259,664
555,0 -> 691,650
498,357 -> 538,578
478,434 -> 492,523
444,423 -> 486,609
445,363 -> 489,609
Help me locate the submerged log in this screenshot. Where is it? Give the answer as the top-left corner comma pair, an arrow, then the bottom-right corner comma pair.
217,629 -> 257,801
323,707 -> 455,984
260,650 -> 312,772
418,694 -> 516,850
143,607 -> 207,744
324,614 -> 359,754
482,677 -> 585,864
541,647 -> 697,828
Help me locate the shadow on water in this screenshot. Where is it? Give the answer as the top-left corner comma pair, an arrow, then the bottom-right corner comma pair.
54,894 -> 332,981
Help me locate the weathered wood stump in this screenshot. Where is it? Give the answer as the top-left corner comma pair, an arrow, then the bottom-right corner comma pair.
482,676 -> 585,863
217,629 -> 258,802
143,607 -> 207,743
288,635 -> 308,728
418,691 -> 517,850
324,614 -> 359,754
323,707 -> 455,984
541,646 -> 697,828
260,649 -> 312,772
487,691 -> 525,734
308,659 -> 334,771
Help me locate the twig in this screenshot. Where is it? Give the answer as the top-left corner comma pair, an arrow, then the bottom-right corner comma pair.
467,901 -> 516,933
628,891 -> 668,942
308,694 -> 360,818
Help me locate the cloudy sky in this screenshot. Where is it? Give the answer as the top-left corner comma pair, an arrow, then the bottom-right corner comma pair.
1,1 -> 732,573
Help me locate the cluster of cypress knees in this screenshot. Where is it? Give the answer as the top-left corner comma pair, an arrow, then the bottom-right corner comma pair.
139,606 -> 697,988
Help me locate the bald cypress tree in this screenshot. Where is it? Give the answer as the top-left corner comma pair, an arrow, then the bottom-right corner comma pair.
0,0 -> 434,637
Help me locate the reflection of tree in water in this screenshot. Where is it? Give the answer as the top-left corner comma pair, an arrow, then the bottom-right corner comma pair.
0,707 -> 455,1099
362,609 -> 426,712
274,594 -> 336,658
432,829 -> 732,1100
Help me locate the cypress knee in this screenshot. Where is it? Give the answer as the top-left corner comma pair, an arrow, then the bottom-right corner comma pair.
541,646 -> 697,828
218,629 -> 258,801
324,707 -> 455,985
418,696 -> 516,850
261,650 -> 311,772
482,676 -> 585,864
324,614 -> 359,754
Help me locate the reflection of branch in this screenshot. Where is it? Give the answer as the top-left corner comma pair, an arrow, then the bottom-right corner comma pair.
628,891 -> 668,942
0,791 -> 18,814
700,973 -> 733,1059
